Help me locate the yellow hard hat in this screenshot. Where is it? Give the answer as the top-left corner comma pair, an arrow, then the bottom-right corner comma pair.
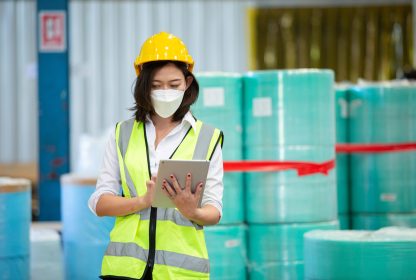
134,32 -> 194,76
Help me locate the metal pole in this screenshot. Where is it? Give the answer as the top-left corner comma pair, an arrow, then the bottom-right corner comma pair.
37,0 -> 70,220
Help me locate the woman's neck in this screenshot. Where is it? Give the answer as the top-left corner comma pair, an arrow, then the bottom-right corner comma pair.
151,114 -> 177,129
151,114 -> 180,148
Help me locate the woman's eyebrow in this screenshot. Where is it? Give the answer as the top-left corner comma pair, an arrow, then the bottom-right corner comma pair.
152,79 -> 182,83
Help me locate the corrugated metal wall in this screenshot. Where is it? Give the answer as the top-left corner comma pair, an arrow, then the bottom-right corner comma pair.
0,1 -> 38,163
0,0 -> 248,169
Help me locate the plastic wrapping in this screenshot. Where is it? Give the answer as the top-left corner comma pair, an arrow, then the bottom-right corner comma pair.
352,213 -> 416,230
249,261 -> 303,280
334,85 -> 349,215
30,226 -> 64,279
0,178 -> 31,280
61,175 -> 115,279
193,73 -> 244,224
304,227 -> 416,280
349,83 -> 416,213
243,70 -> 337,223
248,221 -> 338,275
204,224 -> 247,280
338,214 -> 350,230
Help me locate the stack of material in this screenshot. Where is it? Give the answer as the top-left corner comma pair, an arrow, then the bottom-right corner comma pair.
304,227 -> 416,279
30,223 -> 64,280
334,85 -> 350,229
349,82 -> 416,229
193,73 -> 246,280
243,70 -> 339,279
61,175 -> 115,279
0,177 -> 31,279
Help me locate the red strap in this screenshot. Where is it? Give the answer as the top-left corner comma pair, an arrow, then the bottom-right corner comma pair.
223,159 -> 335,176
336,143 -> 416,153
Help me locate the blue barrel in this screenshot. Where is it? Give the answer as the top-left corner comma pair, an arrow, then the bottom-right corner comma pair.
352,213 -> 416,230
248,220 -> 338,280
335,85 -> 349,216
304,227 -> 416,280
61,175 -> 114,279
204,224 -> 247,280
0,178 -> 31,280
193,73 -> 244,224
349,83 -> 416,213
243,70 -> 337,223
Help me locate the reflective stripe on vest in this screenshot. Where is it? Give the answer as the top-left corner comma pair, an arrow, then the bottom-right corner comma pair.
106,242 -> 209,273
102,118 -> 223,279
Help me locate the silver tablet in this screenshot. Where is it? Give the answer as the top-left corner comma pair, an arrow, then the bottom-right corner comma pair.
152,159 -> 210,208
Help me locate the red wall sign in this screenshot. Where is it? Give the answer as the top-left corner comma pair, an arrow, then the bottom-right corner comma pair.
39,11 -> 66,52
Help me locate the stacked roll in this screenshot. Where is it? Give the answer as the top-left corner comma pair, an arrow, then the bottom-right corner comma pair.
304,227 -> 416,279
30,224 -> 64,279
192,73 -> 246,279
243,70 -> 338,279
348,82 -> 416,229
204,225 -> 247,280
0,177 -> 31,280
61,175 -> 114,279
335,85 -> 350,229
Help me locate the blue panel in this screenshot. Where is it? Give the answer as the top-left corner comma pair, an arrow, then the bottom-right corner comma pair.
61,180 -> 114,279
37,0 -> 70,220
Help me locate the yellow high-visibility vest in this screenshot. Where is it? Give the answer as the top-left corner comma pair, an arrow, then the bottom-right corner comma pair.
101,118 -> 223,280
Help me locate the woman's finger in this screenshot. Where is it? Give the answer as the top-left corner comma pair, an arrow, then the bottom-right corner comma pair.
169,174 -> 182,193
163,180 -> 176,197
161,182 -> 174,199
185,173 -> 191,192
194,182 -> 204,200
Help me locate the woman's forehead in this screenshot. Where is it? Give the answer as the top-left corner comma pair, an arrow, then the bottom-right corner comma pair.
153,64 -> 184,81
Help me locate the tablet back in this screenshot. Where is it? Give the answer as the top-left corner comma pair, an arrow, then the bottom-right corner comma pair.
152,159 -> 210,208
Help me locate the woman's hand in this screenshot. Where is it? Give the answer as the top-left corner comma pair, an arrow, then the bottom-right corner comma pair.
162,173 -> 203,220
95,176 -> 156,217
141,176 -> 157,208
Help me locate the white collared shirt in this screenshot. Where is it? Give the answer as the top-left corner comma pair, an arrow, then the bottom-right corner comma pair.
88,112 -> 223,216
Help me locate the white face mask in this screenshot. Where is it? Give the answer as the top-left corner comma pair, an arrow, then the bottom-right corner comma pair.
151,89 -> 185,118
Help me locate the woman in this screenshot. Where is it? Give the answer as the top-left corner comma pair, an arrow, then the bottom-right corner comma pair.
88,32 -> 224,280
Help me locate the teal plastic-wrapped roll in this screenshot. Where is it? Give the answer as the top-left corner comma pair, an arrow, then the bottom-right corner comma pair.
243,70 -> 337,223
248,221 -> 338,267
349,83 -> 416,213
338,214 -> 350,230
204,224 -> 247,280
249,261 -> 303,280
0,178 -> 31,280
304,227 -> 416,280
193,73 -> 244,224
335,85 -> 349,215
61,175 -> 115,280
352,213 -> 416,230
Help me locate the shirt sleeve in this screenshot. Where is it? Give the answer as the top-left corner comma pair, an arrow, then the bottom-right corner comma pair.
201,143 -> 224,218
88,129 -> 121,215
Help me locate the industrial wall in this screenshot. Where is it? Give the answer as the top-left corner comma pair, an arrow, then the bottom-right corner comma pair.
0,0 -> 249,168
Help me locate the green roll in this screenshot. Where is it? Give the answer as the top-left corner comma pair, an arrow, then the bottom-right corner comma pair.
245,171 -> 337,223
349,83 -> 416,213
204,224 -> 247,280
352,213 -> 416,230
338,214 -> 350,230
243,70 -> 337,223
304,227 -> 416,280
193,73 -> 244,224
335,85 -> 350,215
249,261 -> 303,280
248,221 -> 339,265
